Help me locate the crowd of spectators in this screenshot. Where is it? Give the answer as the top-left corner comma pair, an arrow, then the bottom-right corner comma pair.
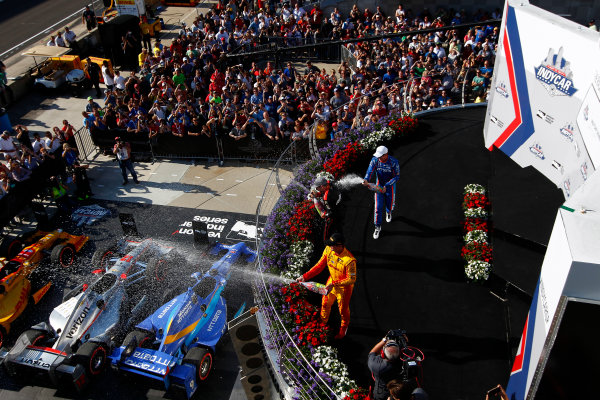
80,1 -> 500,157
0,121 -> 91,227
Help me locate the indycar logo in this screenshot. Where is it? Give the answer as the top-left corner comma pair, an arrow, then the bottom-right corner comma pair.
535,47 -> 577,96
18,357 -> 51,369
559,124 -> 574,142
529,143 -> 545,160
495,82 -> 509,98
581,162 -> 589,181
66,306 -> 90,339
563,179 -> 571,197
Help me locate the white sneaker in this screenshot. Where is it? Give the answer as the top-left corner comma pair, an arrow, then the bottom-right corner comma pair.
386,211 -> 392,223
373,226 -> 381,239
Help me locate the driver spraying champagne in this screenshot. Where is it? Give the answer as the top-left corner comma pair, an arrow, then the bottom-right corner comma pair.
307,174 -> 342,243
296,233 -> 356,340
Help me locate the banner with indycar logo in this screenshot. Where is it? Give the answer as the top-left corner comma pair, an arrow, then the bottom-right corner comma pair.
171,210 -> 264,243
484,0 -> 599,199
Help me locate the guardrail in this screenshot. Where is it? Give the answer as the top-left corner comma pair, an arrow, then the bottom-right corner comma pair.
253,69 -> 491,400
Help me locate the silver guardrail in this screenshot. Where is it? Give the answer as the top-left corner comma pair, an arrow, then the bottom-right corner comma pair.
253,64 -> 492,400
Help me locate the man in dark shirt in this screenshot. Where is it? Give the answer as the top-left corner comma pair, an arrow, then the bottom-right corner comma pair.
368,336 -> 404,400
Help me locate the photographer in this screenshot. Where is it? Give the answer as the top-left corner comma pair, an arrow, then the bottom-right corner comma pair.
368,330 -> 408,400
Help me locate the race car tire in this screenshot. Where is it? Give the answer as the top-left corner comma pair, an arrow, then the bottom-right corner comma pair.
51,244 -> 76,268
18,329 -> 47,346
91,241 -> 119,270
0,238 -> 23,259
123,330 -> 155,350
0,325 -> 6,348
145,257 -> 169,284
76,342 -> 108,376
183,347 -> 213,382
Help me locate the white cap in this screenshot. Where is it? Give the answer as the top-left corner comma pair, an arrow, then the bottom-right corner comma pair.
373,145 -> 388,158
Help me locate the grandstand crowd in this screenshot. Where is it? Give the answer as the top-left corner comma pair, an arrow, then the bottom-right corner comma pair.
1,1 -> 500,224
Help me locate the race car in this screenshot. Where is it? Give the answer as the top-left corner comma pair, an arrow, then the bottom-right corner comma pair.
0,237 -> 183,392
0,230 -> 89,346
109,242 -> 257,399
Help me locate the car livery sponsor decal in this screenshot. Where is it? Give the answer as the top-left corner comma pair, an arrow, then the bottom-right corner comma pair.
529,143 -> 545,160
206,309 -> 222,332
535,47 -> 577,96
124,350 -> 175,375
157,298 -> 177,319
18,357 -> 51,369
66,306 -> 90,339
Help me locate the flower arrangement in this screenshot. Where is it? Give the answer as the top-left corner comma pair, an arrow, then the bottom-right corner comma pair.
312,346 -> 358,398
344,387 -> 371,400
359,113 -> 418,150
282,240 -> 315,280
461,184 -> 493,281
464,207 -> 488,219
323,142 -> 363,179
287,200 -> 318,243
463,218 -> 488,233
464,260 -> 491,282
258,113 -> 420,399
464,229 -> 488,244
463,183 -> 486,194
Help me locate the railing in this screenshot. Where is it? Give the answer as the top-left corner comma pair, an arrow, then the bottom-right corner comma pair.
73,126 -> 98,161
254,139 -> 341,400
253,68 -> 491,400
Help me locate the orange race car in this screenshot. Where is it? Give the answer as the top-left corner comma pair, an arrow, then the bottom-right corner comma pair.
0,230 -> 89,346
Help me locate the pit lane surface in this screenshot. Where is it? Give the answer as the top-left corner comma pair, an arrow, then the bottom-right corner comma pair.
0,202 -> 257,400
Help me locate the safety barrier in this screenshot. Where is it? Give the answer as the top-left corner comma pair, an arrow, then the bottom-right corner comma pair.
73,126 -> 98,161
253,139 -> 342,400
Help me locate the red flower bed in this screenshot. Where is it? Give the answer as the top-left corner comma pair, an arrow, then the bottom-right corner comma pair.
344,387 -> 370,400
389,114 -> 419,135
463,218 -> 489,233
287,199 -> 318,242
277,284 -> 330,347
461,242 -> 493,263
462,192 -> 490,211
323,142 -> 363,179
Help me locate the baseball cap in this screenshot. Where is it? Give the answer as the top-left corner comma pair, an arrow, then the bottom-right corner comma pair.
373,145 -> 388,158
87,96 -> 93,100
325,233 -> 345,246
115,136 -> 122,142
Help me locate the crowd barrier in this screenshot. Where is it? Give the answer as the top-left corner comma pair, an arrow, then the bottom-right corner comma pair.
86,126 -> 314,163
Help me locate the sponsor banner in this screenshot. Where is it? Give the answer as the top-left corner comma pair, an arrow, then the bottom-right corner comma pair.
72,204 -> 110,226
172,212 -> 263,243
484,0 -> 597,197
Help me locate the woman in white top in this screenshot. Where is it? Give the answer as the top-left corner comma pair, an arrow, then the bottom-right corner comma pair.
101,61 -> 114,91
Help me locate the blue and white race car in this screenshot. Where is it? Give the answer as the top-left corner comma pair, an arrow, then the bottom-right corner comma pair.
0,237 -> 184,391
109,242 -> 256,398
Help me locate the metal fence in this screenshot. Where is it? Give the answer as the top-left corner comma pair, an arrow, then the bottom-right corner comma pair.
73,126 -> 98,161
254,139 -> 342,400
252,70 -> 490,400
